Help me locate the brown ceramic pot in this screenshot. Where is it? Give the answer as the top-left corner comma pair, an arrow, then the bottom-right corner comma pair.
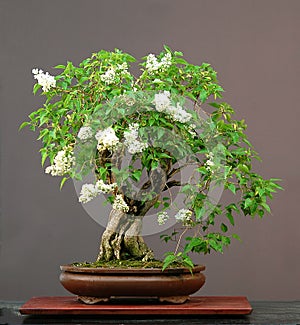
60,264 -> 206,304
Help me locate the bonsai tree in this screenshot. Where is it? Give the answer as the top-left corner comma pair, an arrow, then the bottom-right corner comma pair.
21,47 -> 281,270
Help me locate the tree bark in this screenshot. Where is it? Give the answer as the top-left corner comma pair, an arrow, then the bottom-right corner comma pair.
97,163 -> 171,262
96,209 -> 154,261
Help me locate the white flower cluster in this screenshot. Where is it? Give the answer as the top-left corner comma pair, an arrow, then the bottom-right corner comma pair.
32,68 -> 56,92
112,194 -> 129,212
79,180 -> 117,204
153,91 -> 192,123
96,179 -> 117,194
205,153 -> 215,170
154,91 -> 171,112
187,123 -> 197,137
157,211 -> 169,225
124,123 -> 148,154
175,209 -> 193,225
157,209 -> 193,226
100,68 -> 116,85
78,126 -> 93,141
117,62 -> 129,72
45,150 -> 74,176
100,62 -> 130,85
95,127 -> 119,151
78,184 -> 99,203
145,53 -> 172,73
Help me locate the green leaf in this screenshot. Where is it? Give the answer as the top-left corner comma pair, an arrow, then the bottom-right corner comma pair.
244,198 -> 253,209
238,164 -> 250,173
200,90 -> 208,102
19,121 -> 30,130
60,177 -> 68,190
261,202 -> 271,213
151,160 -> 159,170
208,238 -> 223,253
131,169 -> 142,182
258,209 -> 265,217
221,223 -> 228,232
33,83 -> 41,94
197,166 -> 208,175
54,64 -> 66,69
162,253 -> 177,271
226,211 -> 235,226
153,201 -> 160,209
160,234 -> 171,243
227,183 -> 236,194
232,233 -> 241,241
157,152 -> 172,159
195,206 -> 204,220
163,45 -> 171,53
41,150 -> 48,166
182,256 -> 194,270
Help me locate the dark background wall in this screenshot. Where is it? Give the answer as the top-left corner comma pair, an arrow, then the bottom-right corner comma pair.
0,0 -> 299,300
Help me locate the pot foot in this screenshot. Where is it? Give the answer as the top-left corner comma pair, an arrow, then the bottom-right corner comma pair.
77,296 -> 109,304
159,295 -> 189,304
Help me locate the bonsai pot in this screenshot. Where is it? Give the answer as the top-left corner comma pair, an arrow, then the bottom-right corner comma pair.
60,264 -> 206,304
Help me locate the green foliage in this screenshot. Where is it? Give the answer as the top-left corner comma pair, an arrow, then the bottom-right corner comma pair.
22,46 -> 282,268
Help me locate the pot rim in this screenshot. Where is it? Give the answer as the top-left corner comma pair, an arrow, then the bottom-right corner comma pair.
60,264 -> 205,275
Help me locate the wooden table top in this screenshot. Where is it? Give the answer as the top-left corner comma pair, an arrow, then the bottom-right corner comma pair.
1,298 -> 300,324
19,296 -> 253,315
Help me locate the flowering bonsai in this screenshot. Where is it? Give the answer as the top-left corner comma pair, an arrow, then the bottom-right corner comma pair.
21,46 -> 281,271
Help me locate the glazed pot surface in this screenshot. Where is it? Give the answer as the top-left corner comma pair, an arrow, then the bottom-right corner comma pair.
60,265 -> 206,304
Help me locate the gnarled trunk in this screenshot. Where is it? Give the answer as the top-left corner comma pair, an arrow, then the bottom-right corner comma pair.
97,163 -> 171,262
97,209 -> 154,261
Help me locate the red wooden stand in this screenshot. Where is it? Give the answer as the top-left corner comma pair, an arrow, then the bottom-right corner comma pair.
20,296 -> 252,315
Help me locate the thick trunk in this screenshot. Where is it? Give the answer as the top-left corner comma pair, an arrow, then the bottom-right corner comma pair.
97,164 -> 171,262
97,209 -> 154,261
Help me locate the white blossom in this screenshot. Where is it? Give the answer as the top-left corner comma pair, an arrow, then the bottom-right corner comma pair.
188,124 -> 197,137
145,53 -> 172,73
113,194 -> 129,212
95,127 -> 119,151
205,153 -> 215,169
117,62 -> 129,74
174,209 -> 193,225
157,211 -> 169,225
45,149 -> 74,176
96,179 -> 117,194
78,184 -> 99,203
154,91 -> 171,112
32,68 -> 56,92
145,54 -> 160,72
77,126 -> 93,141
78,180 -> 117,204
153,91 -> 192,123
170,103 -> 192,123
100,63 -> 130,85
206,159 -> 215,167
100,68 -> 116,85
160,52 -> 172,70
124,123 -> 148,154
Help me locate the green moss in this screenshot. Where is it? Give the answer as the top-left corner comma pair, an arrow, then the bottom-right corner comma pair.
72,259 -> 184,269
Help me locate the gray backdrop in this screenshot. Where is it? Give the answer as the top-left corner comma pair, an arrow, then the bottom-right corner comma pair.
0,0 -> 299,301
